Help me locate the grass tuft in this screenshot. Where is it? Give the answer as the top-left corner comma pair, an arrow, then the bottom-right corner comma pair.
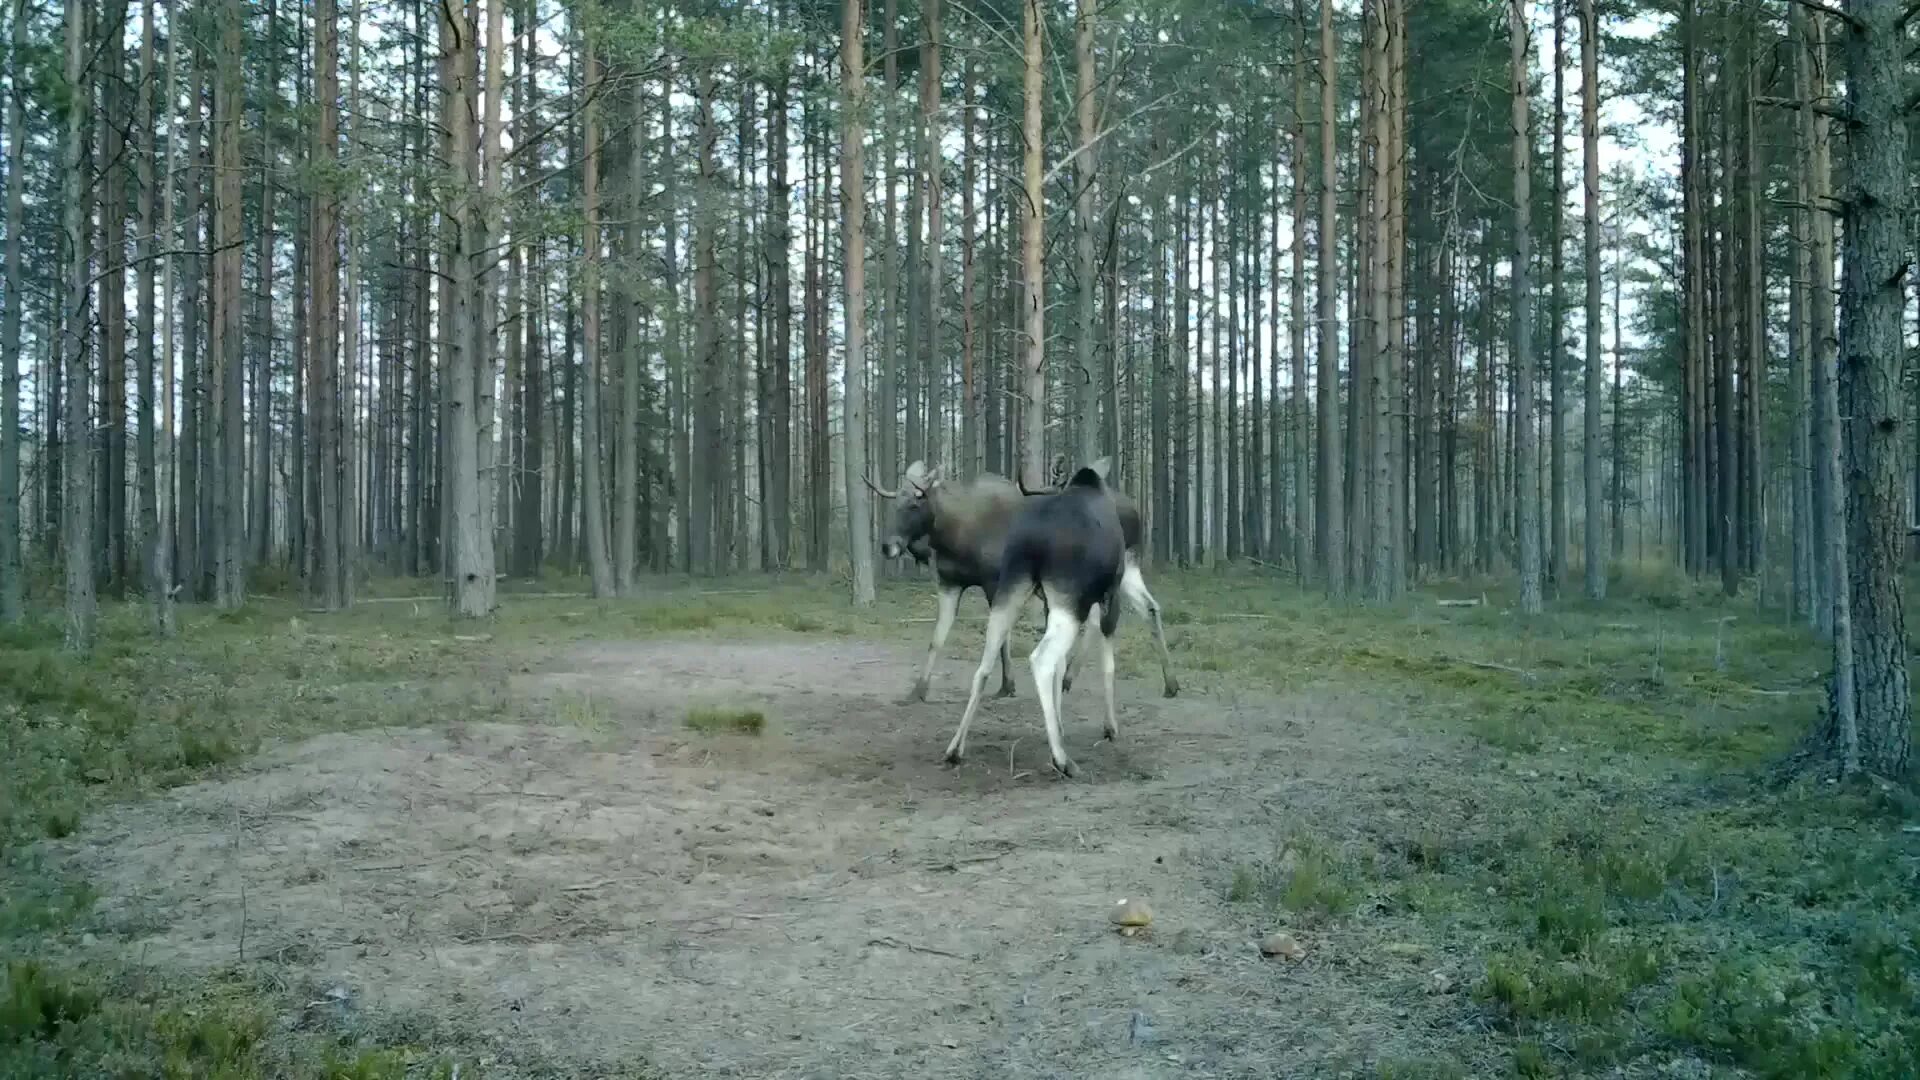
685,706 -> 767,736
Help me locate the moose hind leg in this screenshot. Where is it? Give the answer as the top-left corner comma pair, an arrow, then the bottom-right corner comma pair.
1060,620 -> 1094,695
1122,557 -> 1179,698
947,592 -> 1024,765
1029,586 -> 1083,778
1097,601 -> 1121,741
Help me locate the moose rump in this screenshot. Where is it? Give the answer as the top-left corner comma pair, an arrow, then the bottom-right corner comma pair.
944,463 -> 1127,778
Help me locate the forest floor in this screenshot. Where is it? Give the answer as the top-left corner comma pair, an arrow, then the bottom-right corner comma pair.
2,563 -> 1916,1078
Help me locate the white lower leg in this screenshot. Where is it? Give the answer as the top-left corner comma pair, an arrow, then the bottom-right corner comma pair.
947,598 -> 1021,763
1029,600 -> 1081,776
1122,560 -> 1178,697
915,586 -> 960,700
1061,619 -> 1093,693
1098,628 -> 1119,741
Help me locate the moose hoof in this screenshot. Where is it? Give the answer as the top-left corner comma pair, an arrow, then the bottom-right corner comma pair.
995,683 -> 1017,699
1162,678 -> 1180,699
1052,756 -> 1078,779
905,680 -> 930,704
943,747 -> 965,766
1061,676 -> 1074,694
1102,725 -> 1118,742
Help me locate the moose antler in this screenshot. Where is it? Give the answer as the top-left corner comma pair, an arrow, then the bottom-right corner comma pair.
862,474 -> 900,499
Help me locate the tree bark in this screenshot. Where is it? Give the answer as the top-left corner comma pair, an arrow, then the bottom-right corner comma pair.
1580,0 -> 1604,599
921,0 -> 944,470
577,23 -> 615,596
1074,0 -> 1100,468
878,0 -> 898,488
101,2 -> 128,595
691,64 -> 721,574
153,0 -> 180,634
1367,0 -> 1391,602
1547,0 -> 1566,595
212,1 -> 245,609
1789,0 -> 1815,623
313,0 -> 344,609
842,0 -> 877,605
1510,0 -> 1541,614
250,0 -> 277,568
62,0 -> 96,649
1316,0 -> 1344,597
960,55 -> 980,478
766,43 -> 792,569
1018,0 -> 1046,490
1828,0 -> 1908,776
0,0 -> 25,623
1289,3 -> 1310,583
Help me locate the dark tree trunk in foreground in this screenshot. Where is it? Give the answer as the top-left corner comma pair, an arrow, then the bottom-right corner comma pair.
1825,0 -> 1908,776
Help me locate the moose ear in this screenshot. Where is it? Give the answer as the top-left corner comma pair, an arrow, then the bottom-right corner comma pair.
1087,456 -> 1113,483
902,460 -> 930,492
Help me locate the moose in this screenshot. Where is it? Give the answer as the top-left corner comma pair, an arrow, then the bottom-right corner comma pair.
866,458 -> 1178,705
942,459 -> 1130,777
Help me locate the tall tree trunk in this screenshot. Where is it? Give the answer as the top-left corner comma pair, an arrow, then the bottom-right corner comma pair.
1316,0 -> 1344,597
179,64 -> 205,596
878,0 -> 898,488
212,0 -> 245,609
153,0 -> 179,633
62,0 -> 96,649
1387,0 -> 1407,589
1739,27 -> 1763,581
766,46 -> 792,569
251,0 -> 277,567
691,64 -> 721,574
313,0 -> 343,609
339,0 -> 362,602
960,56 -> 980,478
805,83 -> 829,569
1828,0 -> 1908,775
1547,0 -> 1566,594
1018,0 -> 1046,489
1290,0 -> 1310,582
1074,0 -> 1099,468
1680,0 -> 1706,576
513,0 -> 543,576
1579,0 -> 1604,598
135,0 -> 158,591
577,22 -> 614,596
610,34 -> 635,591
842,0 -> 877,604
100,2 -> 127,595
0,0 -> 25,623
468,0 -> 501,607
1789,0 -> 1815,621
921,0 -> 945,470
1365,0 -> 1390,600
1510,0 -> 1542,614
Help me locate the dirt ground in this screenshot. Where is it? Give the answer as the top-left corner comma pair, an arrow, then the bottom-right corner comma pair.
54,634 -> 1500,1078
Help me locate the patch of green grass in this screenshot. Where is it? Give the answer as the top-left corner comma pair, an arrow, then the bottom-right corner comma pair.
1225,836 -> 1361,920
685,706 -> 766,736
0,962 -> 477,1079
